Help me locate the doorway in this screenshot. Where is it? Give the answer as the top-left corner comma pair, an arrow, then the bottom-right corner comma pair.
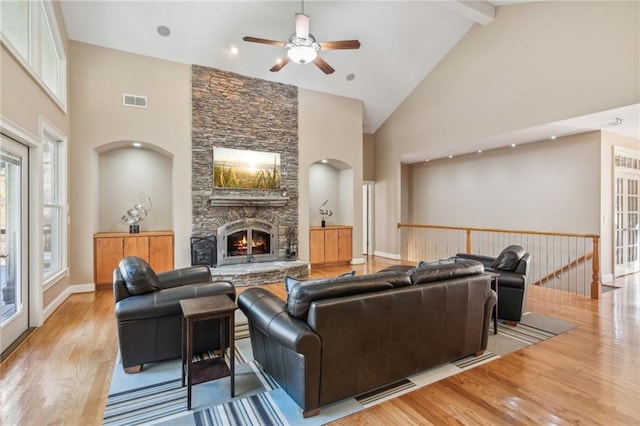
1,135 -> 29,354
362,182 -> 374,256
614,170 -> 640,278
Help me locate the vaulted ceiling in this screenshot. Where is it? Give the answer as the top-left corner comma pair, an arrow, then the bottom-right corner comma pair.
60,1 -> 638,153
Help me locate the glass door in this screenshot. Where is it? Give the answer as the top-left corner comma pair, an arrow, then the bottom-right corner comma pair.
1,135 -> 29,354
614,171 -> 640,277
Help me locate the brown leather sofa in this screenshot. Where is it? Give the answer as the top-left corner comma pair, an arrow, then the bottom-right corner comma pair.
114,256 -> 235,373
238,260 -> 496,417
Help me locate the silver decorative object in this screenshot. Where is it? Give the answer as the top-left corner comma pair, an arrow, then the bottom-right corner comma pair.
122,191 -> 152,233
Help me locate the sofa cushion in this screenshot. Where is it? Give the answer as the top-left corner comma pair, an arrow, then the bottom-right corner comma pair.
287,271 -> 410,320
490,245 -> 526,271
410,260 -> 484,285
118,256 -> 161,296
285,270 -> 356,297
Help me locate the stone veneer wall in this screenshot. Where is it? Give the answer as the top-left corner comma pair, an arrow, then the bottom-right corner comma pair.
191,65 -> 299,259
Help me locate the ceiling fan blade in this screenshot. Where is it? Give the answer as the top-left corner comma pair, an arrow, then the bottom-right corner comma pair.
313,56 -> 335,74
319,40 -> 361,50
295,13 -> 310,39
270,55 -> 290,72
243,36 -> 286,47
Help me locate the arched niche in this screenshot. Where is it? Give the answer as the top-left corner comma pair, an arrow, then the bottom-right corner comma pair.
308,159 -> 354,227
96,141 -> 173,232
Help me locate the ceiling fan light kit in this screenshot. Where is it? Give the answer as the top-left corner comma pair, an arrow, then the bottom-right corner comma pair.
243,9 -> 360,74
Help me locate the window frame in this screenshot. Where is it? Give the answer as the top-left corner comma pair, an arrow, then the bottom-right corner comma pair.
40,118 -> 68,288
1,0 -> 67,112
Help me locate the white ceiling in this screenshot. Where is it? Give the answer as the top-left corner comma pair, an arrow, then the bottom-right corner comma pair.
60,0 -> 638,159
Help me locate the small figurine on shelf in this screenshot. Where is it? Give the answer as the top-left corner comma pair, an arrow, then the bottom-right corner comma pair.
319,199 -> 333,228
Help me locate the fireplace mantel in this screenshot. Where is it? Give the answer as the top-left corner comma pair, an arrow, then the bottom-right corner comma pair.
209,194 -> 289,207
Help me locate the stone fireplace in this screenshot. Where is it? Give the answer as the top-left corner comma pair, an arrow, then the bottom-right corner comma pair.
191,66 -> 300,272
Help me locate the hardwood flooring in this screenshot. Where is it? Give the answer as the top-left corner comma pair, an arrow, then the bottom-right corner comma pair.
1,256 -> 638,425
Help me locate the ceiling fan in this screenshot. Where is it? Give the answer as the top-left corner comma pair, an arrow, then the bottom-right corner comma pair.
242,4 -> 360,75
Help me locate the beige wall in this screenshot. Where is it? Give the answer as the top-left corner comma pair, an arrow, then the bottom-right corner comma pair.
363,133 -> 374,181
298,89 -> 364,263
68,41 -> 192,284
374,1 -> 640,256
0,0 -> 71,312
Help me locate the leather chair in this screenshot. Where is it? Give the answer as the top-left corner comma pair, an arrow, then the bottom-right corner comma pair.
456,245 -> 530,324
113,256 -> 235,373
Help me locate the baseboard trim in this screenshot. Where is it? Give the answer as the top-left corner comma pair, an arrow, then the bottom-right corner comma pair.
351,257 -> 366,265
43,283 -> 96,322
374,251 -> 401,260
601,273 -> 613,285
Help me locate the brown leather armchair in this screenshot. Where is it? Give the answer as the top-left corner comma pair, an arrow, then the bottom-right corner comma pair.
113,256 -> 235,373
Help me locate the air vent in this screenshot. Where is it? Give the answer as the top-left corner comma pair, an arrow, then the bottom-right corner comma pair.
123,94 -> 147,108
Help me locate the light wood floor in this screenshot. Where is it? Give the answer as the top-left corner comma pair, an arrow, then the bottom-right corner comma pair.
1,257 -> 639,425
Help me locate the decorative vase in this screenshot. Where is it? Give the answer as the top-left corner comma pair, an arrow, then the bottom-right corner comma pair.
321,220 -> 326,228
129,224 -> 140,234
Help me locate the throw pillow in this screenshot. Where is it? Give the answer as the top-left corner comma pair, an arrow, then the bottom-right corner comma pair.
119,256 -> 161,295
417,256 -> 457,269
490,245 -> 526,271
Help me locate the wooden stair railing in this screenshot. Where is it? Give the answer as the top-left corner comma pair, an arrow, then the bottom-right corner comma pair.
533,252 -> 593,286
397,223 -> 601,299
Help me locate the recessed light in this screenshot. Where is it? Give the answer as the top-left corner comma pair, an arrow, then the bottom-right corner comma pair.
346,73 -> 355,81
157,25 -> 171,37
133,142 -> 142,148
230,46 -> 239,55
321,159 -> 328,163
551,135 -> 557,140
448,154 -> 453,158
511,143 -> 516,147
276,57 -> 282,64
477,149 -> 483,153
425,158 -> 430,162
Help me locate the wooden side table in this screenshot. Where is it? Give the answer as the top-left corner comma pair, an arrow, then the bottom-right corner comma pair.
180,295 -> 237,410
488,273 -> 499,334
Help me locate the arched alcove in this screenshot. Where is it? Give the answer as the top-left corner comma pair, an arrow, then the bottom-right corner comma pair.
308,159 -> 354,227
96,141 -> 173,232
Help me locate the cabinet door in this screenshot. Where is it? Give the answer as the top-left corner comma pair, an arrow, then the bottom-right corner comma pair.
338,228 -> 352,262
124,236 -> 149,261
149,235 -> 174,272
324,229 -> 340,263
95,237 -> 123,285
309,229 -> 325,264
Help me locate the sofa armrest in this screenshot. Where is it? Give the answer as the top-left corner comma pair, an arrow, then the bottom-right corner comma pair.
456,253 -> 495,268
156,265 -> 212,289
238,288 -> 320,353
514,253 -> 530,276
115,280 -> 235,321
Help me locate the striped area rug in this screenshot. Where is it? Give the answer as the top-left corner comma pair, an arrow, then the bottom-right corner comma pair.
104,312 -> 576,426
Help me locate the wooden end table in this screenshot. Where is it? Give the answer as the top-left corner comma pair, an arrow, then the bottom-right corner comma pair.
488,273 -> 499,334
180,295 -> 237,410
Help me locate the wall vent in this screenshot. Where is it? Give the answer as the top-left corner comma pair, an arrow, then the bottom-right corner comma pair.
123,94 -> 147,108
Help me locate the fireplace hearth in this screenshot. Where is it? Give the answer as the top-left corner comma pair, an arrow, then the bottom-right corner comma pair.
217,218 -> 278,266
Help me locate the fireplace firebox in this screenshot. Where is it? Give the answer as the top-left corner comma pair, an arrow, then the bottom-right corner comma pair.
217,218 -> 278,265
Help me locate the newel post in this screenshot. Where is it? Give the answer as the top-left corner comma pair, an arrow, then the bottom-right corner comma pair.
590,235 -> 600,300
466,229 -> 472,254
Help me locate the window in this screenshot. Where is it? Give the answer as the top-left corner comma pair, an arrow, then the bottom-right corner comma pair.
41,124 -> 67,284
1,0 -> 66,109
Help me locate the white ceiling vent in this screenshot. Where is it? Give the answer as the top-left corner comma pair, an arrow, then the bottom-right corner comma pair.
123,94 -> 147,108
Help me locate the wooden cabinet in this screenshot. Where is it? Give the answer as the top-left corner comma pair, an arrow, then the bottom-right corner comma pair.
93,231 -> 174,287
309,226 -> 352,266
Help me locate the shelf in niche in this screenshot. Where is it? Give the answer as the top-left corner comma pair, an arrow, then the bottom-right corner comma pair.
209,194 -> 289,207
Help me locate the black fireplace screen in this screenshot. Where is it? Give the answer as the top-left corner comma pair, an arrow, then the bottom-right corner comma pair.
190,236 -> 217,267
